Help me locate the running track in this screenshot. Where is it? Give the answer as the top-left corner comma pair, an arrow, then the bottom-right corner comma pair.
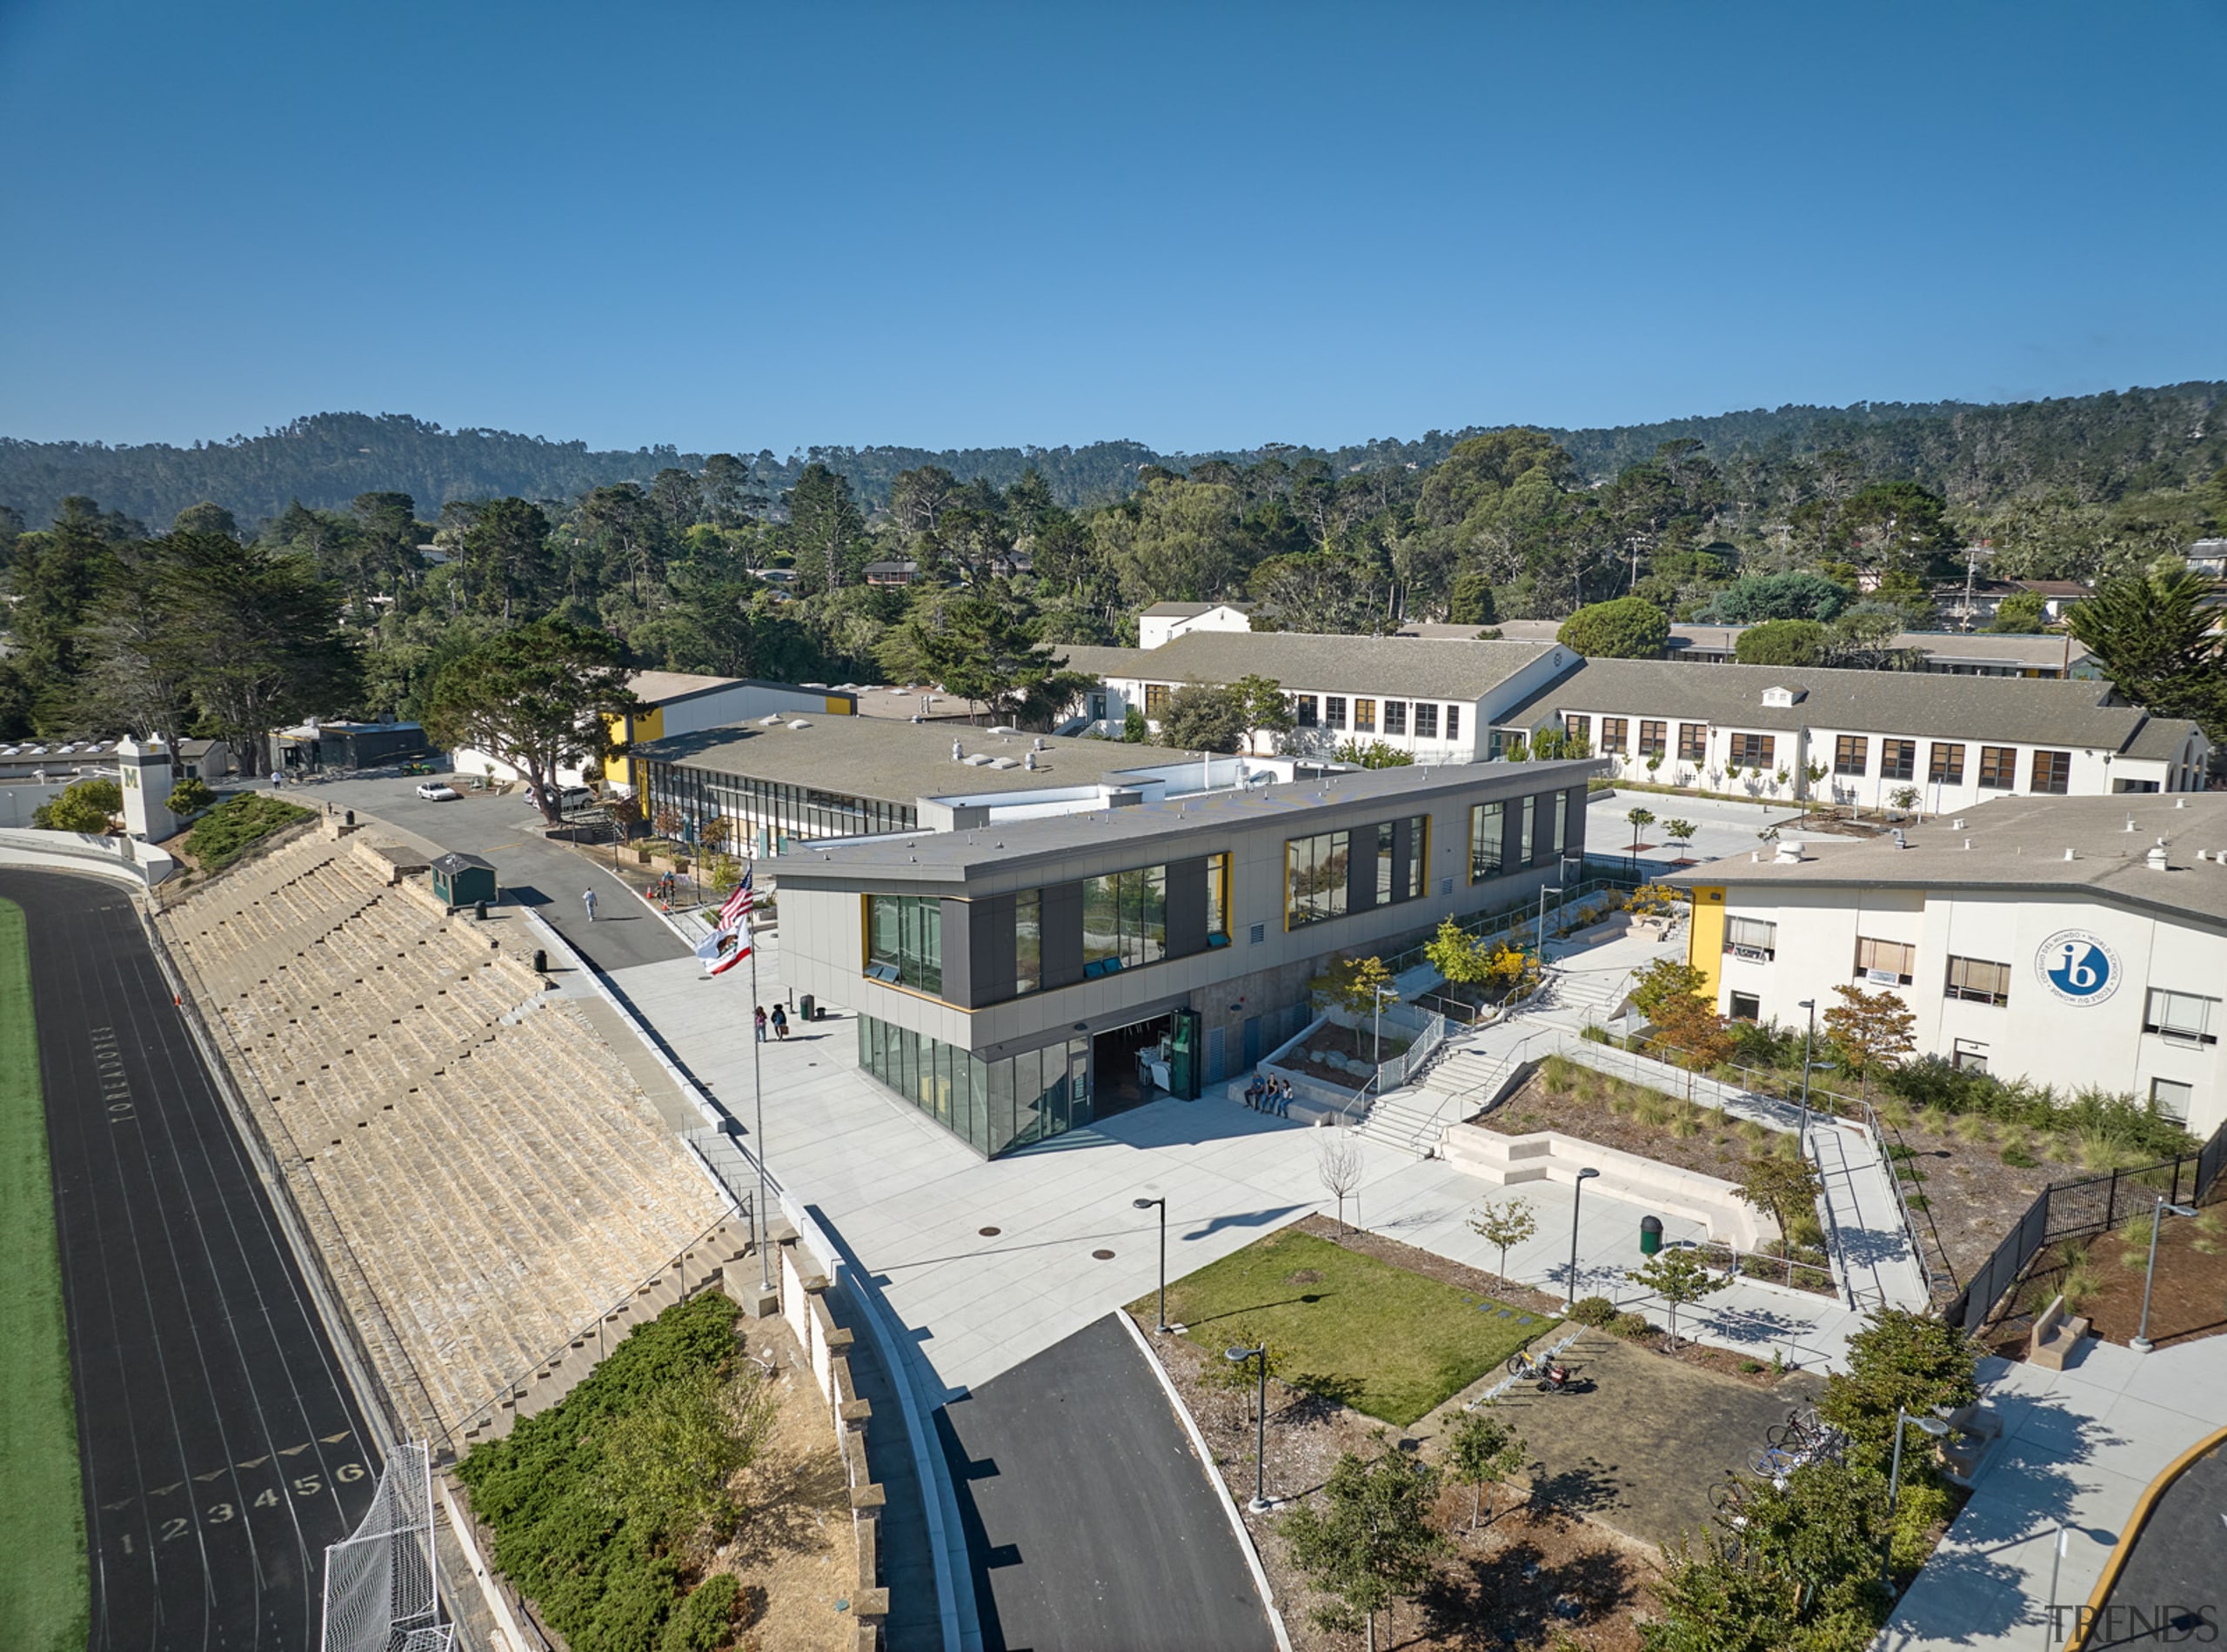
11,871 -> 381,1651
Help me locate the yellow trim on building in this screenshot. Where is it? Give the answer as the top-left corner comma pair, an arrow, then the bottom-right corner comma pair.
824,696 -> 853,716
1688,884 -> 1726,1001
604,705 -> 665,786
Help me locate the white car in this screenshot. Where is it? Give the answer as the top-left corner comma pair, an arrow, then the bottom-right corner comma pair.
416,781 -> 460,801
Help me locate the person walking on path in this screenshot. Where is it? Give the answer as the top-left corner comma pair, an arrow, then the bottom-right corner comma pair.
754,1006 -> 767,1043
770,1004 -> 789,1040
582,887 -> 599,922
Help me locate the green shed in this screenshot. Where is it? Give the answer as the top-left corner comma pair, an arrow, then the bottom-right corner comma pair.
431,851 -> 498,910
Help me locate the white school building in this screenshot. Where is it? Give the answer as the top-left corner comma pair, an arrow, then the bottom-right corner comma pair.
1673,794 -> 2227,1137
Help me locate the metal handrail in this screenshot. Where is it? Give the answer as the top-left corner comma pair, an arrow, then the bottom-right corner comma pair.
1858,1099 -> 1956,1297
444,1203 -> 745,1448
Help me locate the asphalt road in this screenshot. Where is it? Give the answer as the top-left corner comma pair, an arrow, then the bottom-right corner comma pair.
267,772 -> 692,974
10,870 -> 382,1652
937,1313 -> 1277,1652
2090,1435 -> 2227,1649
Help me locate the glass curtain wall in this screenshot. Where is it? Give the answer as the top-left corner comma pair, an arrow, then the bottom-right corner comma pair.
858,1014 -> 1093,1155
1470,801 -> 1503,881
865,893 -> 942,993
1285,829 -> 1351,929
1081,865 -> 1167,977
640,759 -> 917,849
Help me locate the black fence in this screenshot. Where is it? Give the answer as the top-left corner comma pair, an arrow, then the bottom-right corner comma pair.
1943,1117 -> 2227,1334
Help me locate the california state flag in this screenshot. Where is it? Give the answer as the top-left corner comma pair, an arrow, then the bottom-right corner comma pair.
696,920 -> 751,977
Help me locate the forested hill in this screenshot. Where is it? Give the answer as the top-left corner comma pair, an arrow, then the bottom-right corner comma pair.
5,383 -> 2224,531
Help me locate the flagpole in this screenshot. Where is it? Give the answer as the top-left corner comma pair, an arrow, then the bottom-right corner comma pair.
747,918 -> 772,1295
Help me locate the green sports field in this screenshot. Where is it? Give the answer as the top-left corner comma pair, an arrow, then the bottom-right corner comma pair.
0,898 -> 88,1652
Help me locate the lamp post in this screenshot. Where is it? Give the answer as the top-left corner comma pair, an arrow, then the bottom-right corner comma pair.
1225,1343 -> 1271,1512
1568,1167 -> 1601,1309
1535,883 -> 1566,953
1882,1408 -> 1952,1588
2130,1196 -> 2198,1353
1134,1196 -> 1168,1333
1797,998 -> 1816,1137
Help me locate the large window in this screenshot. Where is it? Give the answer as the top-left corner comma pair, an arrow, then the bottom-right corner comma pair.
1384,701 -> 1407,737
1881,739 -> 1916,781
1520,796 -> 1535,864
866,894 -> 942,994
1469,801 -> 1503,882
1678,722 -> 1709,762
2144,989 -> 2219,1046
1445,706 -> 1461,742
2030,750 -> 2071,794
1014,890 -> 1040,996
1294,694 -> 1319,728
859,1014 -> 1092,1156
1946,955 -> 2010,1007
1144,683 -> 1172,719
1855,936 -> 1915,985
1414,703 -> 1439,739
1725,916 -> 1776,960
1977,746 -> 2016,789
1286,830 -> 1351,929
1638,719 -> 1668,758
1729,732 -> 1776,770
1929,743 -> 1965,785
1552,792 -> 1568,857
2151,1077 -> 2194,1124
1325,697 -> 1348,730
1372,816 -> 1430,906
1082,865 -> 1167,975
1834,735 -> 1868,778
1206,851 -> 1231,944
1600,716 -> 1628,754
1565,714 -> 1592,748
1354,699 -> 1377,734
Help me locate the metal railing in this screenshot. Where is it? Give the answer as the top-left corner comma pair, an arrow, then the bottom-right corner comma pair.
1857,1099 -> 1955,1300
1377,876 -> 1650,979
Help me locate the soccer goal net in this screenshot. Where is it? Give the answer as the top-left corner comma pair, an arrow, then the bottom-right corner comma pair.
320,1440 -> 455,1652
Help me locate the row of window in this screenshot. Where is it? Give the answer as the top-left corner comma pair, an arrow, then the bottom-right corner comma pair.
1286,816 -> 1429,930
1722,922 -> 2219,1042
645,758 -> 917,846
1557,719 -> 2077,794
1294,696 -> 1461,741
1469,793 -> 1569,882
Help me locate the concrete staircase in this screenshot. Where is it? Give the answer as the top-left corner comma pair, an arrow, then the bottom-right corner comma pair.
1528,963 -> 1631,1025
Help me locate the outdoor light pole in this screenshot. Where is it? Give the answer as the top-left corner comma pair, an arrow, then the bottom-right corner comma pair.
1797,999 -> 1816,1137
1134,1196 -> 1168,1333
1535,884 -> 1566,953
1226,1344 -> 1271,1512
1568,1166 -> 1601,1310
1882,1408 -> 1951,1588
2130,1195 -> 2198,1353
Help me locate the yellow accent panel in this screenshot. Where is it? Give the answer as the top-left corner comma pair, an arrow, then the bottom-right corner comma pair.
825,697 -> 853,716
1688,886 -> 1726,1002
604,706 -> 666,785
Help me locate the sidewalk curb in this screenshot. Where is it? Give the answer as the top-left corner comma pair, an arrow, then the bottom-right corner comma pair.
1118,1311 -> 1295,1652
2064,1422 -> 2227,1652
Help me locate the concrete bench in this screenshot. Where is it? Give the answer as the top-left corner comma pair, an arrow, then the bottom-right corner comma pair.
2030,1293 -> 2089,1371
1936,1400 -> 2003,1487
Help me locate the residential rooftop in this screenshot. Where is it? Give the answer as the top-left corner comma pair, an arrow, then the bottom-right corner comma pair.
774,755 -> 1602,886
1669,793 -> 2227,930
1051,630 -> 1564,701
625,670 -> 859,709
1403,619 -> 2094,670
1499,657 -> 2157,749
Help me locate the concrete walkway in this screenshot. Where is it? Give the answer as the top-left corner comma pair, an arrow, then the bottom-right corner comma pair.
1879,1334 -> 2227,1651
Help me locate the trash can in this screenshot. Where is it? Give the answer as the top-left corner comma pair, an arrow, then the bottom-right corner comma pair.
344,809 -> 355,827
532,948 -> 548,974
799,993 -> 816,1022
473,900 -> 489,921
1640,1215 -> 1663,1257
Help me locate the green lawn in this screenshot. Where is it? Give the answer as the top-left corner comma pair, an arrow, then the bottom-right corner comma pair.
1142,1227 -> 1557,1428
0,899 -> 87,1652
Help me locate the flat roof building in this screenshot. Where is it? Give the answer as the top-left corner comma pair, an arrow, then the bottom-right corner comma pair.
775,757 -> 1601,1155
1669,794 -> 2227,1137
1498,658 -> 2210,812
1406,619 -> 2100,678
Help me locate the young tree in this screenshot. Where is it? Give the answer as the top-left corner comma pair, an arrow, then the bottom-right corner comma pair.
165,776 -> 216,816
1652,993 -> 1737,1070
1120,705 -> 1149,742
1556,596 -> 1669,659
1425,918 -> 1492,988
1822,983 -> 1916,1097
423,620 -> 642,825
1469,1197 -> 1538,1281
1315,1127 -> 1366,1234
1663,819 -> 1697,855
1817,1308 -> 1978,1470
1444,1407 -> 1528,1532
1281,1434 -> 1449,1652
1628,1247 -> 1729,1349
33,776 -> 122,833
1629,957 -> 1709,1022
1625,806 -> 1656,855
1731,1156 -> 1824,1247
1233,673 -> 1295,752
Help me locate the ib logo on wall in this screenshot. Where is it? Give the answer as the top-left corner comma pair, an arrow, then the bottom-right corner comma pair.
2036,931 -> 2121,1006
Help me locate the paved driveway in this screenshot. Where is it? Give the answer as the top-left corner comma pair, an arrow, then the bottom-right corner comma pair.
938,1314 -> 1276,1652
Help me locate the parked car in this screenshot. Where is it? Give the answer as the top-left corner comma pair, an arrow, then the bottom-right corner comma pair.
416,780 -> 460,800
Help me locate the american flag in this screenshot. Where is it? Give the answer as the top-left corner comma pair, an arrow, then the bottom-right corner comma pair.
719,864 -> 754,929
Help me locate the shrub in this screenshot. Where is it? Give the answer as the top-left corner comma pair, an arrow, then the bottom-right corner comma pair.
1568,1295 -> 1617,1328
166,776 -> 217,816
2001,1144 -> 2038,1169
1556,596 -> 1670,659
182,793 -> 315,873
1610,1312 -> 1655,1340
1542,1053 -> 1577,1094
1579,1023 -> 1611,1045
659,1575 -> 740,1652
32,776 -> 122,833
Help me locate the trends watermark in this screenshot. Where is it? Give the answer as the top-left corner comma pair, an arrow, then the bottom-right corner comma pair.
2047,1602 -> 2221,1645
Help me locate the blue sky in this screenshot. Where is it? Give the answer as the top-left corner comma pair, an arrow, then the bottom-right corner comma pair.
2,1 -> 2221,455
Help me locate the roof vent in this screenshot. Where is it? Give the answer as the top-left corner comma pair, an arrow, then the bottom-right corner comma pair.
1891,829 -> 1909,850
1774,840 -> 1804,864
2063,847 -> 2077,861
1033,737 -> 1047,751
1024,752 -> 1037,770
1952,818 -> 1967,830
965,752 -> 994,766
2125,818 -> 2137,833
759,713 -> 784,726
786,719 -> 811,730
989,757 -> 1020,770
2175,797 -> 2187,808
2147,838 -> 2170,871
952,740 -> 965,760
